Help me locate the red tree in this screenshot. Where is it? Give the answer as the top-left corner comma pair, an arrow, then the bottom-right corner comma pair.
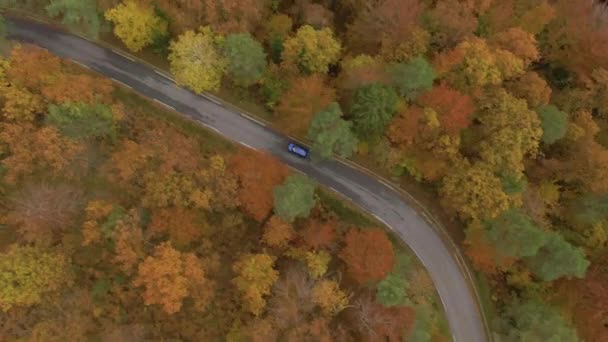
229,149 -> 289,222
339,228 -> 395,284
299,219 -> 337,249
418,82 -> 474,134
346,0 -> 423,54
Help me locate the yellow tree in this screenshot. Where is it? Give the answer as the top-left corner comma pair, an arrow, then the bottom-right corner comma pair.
105,0 -> 168,52
0,245 -> 71,312
476,88 -> 542,174
168,26 -> 227,93
311,280 -> 349,316
440,161 -> 516,222
282,25 -> 342,74
0,85 -> 44,122
232,253 -> 279,316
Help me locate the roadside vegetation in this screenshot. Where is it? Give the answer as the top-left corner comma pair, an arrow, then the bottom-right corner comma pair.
0,44 -> 447,341
2,0 -> 608,340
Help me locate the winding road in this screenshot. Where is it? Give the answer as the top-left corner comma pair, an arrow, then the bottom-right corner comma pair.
7,17 -> 488,342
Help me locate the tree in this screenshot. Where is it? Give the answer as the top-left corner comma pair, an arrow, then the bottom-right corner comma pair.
201,0 -> 271,35
300,219 -> 337,249
41,72 -> 114,105
536,105 -> 568,145
307,102 -> 358,160
0,245 -> 70,312
149,208 -> 203,248
0,123 -> 82,184
438,38 -> 524,89
376,252 -> 412,307
517,1 -> 556,35
133,242 -> 211,314
543,0 -> 608,77
230,149 -> 289,222
353,293 -> 415,341
346,0 -> 424,54
476,88 -> 542,174
105,0 -> 168,52
303,250 -> 331,279
559,110 -> 608,193
273,174 -> 316,223
264,14 -> 293,42
376,273 -> 409,307
111,210 -> 145,276
524,233 -> 590,282
335,54 -> 387,104
495,300 -> 579,341
6,44 -> 62,90
490,27 -> 539,67
46,0 -> 101,37
222,33 -> 267,86
7,183 -> 83,245
168,26 -> 226,93
386,106 -> 423,146
563,252 -> 608,341
276,74 -> 335,135
440,162 -> 514,222
268,265 -> 315,330
141,171 -> 210,209
506,71 -> 551,109
340,228 -> 395,284
47,102 -> 117,140
262,215 -> 295,248
418,82 -> 474,134
351,83 -> 399,138
464,221 -> 509,274
427,0 -> 478,49
282,25 -> 342,74
232,253 -> 279,315
105,139 -> 152,184
311,280 -> 349,316
154,0 -> 205,34
484,209 -> 548,259
390,56 -> 435,100
0,85 -> 44,122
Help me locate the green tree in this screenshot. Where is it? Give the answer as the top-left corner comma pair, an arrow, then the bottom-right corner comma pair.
391,56 -> 435,100
571,194 -> 608,226
495,300 -> 579,342
168,26 -> 227,93
484,209 -> 547,259
223,33 -> 267,87
376,252 -> 412,307
46,0 -> 101,37
105,0 -> 168,52
273,174 -> 316,222
536,105 -> 568,144
282,25 -> 342,74
307,102 -> 358,160
47,102 -> 117,140
524,233 -> 590,281
0,245 -> 71,312
351,83 -> 399,138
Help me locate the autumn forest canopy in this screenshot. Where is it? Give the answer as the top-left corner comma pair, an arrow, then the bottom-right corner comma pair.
1,0 -> 608,340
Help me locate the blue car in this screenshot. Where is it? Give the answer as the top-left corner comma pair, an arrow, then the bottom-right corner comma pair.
287,142 -> 309,159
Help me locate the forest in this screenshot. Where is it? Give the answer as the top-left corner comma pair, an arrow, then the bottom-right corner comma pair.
1,0 -> 608,341
0,44 -> 448,340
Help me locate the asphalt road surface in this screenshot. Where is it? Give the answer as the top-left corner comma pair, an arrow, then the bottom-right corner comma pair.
7,17 -> 487,342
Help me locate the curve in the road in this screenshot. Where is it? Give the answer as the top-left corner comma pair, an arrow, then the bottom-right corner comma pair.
6,17 -> 488,342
